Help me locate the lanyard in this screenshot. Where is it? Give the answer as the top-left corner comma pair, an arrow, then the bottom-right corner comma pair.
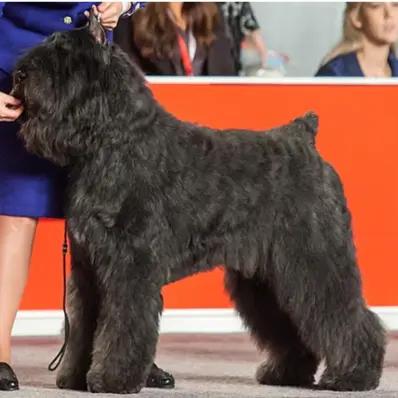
177,32 -> 194,76
167,9 -> 197,76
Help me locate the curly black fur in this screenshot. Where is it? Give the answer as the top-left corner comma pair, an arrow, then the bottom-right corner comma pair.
12,15 -> 385,394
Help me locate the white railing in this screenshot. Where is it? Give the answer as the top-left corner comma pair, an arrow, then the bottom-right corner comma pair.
147,76 -> 398,85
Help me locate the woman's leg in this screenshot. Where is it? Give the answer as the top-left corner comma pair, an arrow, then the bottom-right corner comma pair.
0,215 -> 37,363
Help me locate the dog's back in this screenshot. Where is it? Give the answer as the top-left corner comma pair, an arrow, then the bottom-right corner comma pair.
263,112 -> 318,146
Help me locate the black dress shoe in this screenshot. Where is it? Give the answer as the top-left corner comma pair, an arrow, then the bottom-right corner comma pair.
146,363 -> 175,389
0,363 -> 19,391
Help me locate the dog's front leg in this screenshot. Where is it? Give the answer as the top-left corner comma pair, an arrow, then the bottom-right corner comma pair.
86,252 -> 162,394
56,238 -> 98,391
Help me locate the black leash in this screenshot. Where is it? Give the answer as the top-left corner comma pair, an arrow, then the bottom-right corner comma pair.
48,220 -> 70,371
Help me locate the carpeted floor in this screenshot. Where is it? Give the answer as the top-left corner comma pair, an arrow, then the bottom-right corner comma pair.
3,333 -> 398,397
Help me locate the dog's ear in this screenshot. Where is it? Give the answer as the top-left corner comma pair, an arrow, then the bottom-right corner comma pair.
87,8 -> 107,45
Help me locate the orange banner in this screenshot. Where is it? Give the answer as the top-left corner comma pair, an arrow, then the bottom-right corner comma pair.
21,83 -> 398,309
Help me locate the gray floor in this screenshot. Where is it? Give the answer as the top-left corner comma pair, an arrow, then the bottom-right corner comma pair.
3,333 -> 398,397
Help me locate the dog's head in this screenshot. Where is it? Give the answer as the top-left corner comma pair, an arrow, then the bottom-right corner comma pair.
12,12 -> 147,166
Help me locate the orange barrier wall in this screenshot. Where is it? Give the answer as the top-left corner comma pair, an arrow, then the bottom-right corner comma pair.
20,83 -> 398,310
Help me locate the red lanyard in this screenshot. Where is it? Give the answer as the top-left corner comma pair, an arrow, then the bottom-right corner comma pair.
177,33 -> 193,76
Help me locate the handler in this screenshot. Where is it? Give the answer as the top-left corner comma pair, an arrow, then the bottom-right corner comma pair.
0,2 -> 173,390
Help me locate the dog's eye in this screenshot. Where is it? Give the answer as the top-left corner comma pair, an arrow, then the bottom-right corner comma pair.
15,70 -> 27,83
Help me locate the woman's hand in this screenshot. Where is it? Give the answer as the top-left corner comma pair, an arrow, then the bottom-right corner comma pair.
85,2 -> 126,30
0,92 -> 23,122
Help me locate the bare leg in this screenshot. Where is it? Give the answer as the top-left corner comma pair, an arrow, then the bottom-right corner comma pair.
0,215 -> 36,363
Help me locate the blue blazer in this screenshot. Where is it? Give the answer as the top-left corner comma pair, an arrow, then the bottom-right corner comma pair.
0,2 -> 103,74
315,51 -> 398,77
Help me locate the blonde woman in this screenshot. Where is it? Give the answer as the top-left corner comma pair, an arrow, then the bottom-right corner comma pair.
316,2 -> 398,77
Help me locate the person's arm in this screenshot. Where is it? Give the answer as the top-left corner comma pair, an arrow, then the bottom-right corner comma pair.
0,92 -> 23,122
83,2 -> 124,30
239,3 -> 267,66
85,2 -> 145,30
246,29 -> 267,67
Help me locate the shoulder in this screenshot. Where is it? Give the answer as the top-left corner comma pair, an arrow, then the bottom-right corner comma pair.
388,52 -> 398,77
315,52 -> 359,77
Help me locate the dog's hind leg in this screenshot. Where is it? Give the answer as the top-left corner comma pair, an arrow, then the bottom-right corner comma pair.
86,252 -> 162,394
225,269 -> 319,387
56,239 -> 98,391
317,306 -> 385,391
268,212 -> 385,391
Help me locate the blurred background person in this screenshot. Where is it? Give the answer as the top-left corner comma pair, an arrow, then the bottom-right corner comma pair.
114,2 -> 236,76
316,2 -> 398,77
218,2 -> 268,74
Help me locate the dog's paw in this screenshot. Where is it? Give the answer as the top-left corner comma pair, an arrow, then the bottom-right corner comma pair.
317,369 -> 380,391
256,361 -> 314,387
86,369 -> 143,394
56,369 -> 87,391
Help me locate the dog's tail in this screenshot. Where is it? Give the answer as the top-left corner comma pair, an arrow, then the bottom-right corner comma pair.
293,112 -> 319,144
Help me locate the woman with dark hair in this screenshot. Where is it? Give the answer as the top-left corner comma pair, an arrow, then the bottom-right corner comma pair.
115,2 -> 236,76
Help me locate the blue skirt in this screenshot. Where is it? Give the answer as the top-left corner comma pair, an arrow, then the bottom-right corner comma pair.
0,69 -> 66,218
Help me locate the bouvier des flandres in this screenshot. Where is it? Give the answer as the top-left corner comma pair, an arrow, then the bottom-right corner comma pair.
12,13 -> 385,394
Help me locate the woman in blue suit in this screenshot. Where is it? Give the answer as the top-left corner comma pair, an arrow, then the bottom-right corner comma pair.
0,2 -> 173,391
316,2 -> 398,77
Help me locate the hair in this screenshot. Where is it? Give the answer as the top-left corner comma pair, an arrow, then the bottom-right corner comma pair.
131,2 -> 219,59
321,2 -> 397,65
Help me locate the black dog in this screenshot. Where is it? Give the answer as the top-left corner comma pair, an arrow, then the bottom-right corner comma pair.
12,14 -> 385,394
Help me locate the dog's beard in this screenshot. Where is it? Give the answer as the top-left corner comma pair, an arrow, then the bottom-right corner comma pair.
9,74 -> 26,101
9,81 -> 29,122
11,79 -> 46,124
